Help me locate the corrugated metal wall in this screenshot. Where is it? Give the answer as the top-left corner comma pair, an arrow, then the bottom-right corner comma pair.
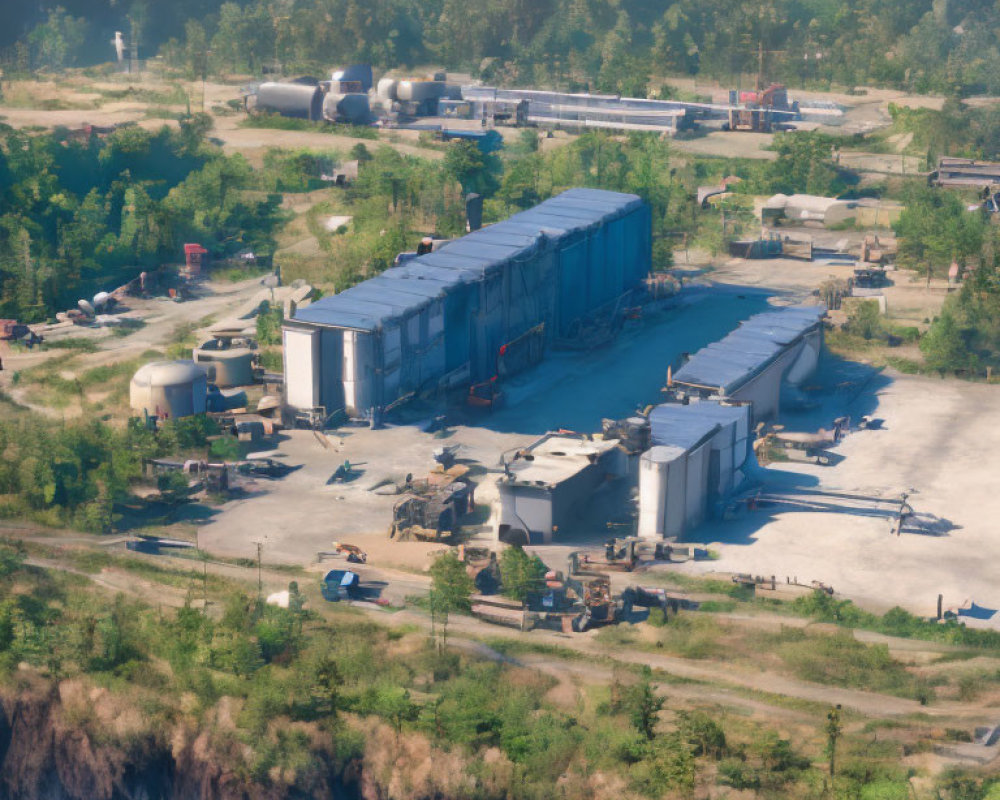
286,189 -> 651,416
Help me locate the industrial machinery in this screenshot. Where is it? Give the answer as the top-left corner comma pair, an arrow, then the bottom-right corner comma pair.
754,418 -> 848,466
569,537 -> 674,573
570,571 -> 622,632
468,379 -> 504,411
724,84 -> 796,133
333,542 -> 368,563
388,466 -> 474,542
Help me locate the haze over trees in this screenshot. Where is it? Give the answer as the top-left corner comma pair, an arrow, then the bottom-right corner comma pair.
5,0 -> 1000,98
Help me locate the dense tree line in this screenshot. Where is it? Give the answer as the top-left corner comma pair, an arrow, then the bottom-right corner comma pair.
7,0 -> 1000,97
0,119 -> 282,321
0,414 -> 218,532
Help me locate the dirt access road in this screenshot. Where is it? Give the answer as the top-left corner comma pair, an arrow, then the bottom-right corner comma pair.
12,531 -> 990,726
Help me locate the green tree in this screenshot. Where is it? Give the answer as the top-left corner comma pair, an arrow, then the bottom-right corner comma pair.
429,550 -> 474,645
374,685 -> 418,736
921,309 -> 977,373
499,546 -> 546,602
623,676 -> 664,740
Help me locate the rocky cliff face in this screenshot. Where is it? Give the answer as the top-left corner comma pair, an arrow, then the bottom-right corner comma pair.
0,675 -> 361,800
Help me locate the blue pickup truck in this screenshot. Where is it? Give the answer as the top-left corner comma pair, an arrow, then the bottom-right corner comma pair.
321,569 -> 361,602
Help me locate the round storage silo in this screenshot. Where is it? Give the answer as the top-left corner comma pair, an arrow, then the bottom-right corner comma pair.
130,361 -> 208,419
193,341 -> 254,388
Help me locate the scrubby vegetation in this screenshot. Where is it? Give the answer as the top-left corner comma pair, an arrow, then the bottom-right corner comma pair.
5,544 -> 997,799
0,414 -> 219,532
0,120 -> 283,320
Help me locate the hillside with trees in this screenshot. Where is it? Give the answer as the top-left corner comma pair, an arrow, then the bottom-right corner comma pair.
0,119 -> 283,321
5,0 -> 1000,97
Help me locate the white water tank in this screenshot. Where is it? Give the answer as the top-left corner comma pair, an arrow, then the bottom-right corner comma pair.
638,446 -> 687,540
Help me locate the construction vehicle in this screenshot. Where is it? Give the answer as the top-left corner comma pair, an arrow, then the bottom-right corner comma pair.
388,465 -> 474,542
570,571 -> 622,632
333,542 -> 368,563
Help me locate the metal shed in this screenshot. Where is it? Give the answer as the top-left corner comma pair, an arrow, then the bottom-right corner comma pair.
284,189 -> 651,418
672,305 -> 825,421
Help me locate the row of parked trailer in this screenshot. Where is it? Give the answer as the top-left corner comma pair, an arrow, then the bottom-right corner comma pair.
283,188 -> 652,421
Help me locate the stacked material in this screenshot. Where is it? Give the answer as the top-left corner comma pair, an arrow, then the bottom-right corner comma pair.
284,189 -> 651,417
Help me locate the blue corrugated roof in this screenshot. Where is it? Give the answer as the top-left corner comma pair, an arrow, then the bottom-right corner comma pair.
649,404 -> 720,450
292,188 -> 643,332
673,305 -> 824,393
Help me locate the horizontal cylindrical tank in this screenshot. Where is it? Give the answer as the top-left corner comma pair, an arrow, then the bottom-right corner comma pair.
255,82 -> 323,121
377,77 -> 398,101
396,80 -> 446,102
193,341 -> 254,388
130,360 -> 208,419
323,92 -> 371,125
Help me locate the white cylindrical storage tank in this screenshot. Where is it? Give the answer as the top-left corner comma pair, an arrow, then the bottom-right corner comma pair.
663,447 -> 688,539
193,341 -> 254,388
638,448 -> 669,540
130,361 -> 208,419
343,330 -> 377,414
377,77 -> 398,101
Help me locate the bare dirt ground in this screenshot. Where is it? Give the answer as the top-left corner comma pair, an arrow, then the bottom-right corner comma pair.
0,276 -> 269,415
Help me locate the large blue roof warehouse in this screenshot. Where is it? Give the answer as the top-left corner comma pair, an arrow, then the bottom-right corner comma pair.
284,188 -> 652,418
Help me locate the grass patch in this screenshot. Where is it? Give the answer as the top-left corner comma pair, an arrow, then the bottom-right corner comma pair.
44,337 -> 101,352
777,630 -> 933,701
240,114 -> 378,139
